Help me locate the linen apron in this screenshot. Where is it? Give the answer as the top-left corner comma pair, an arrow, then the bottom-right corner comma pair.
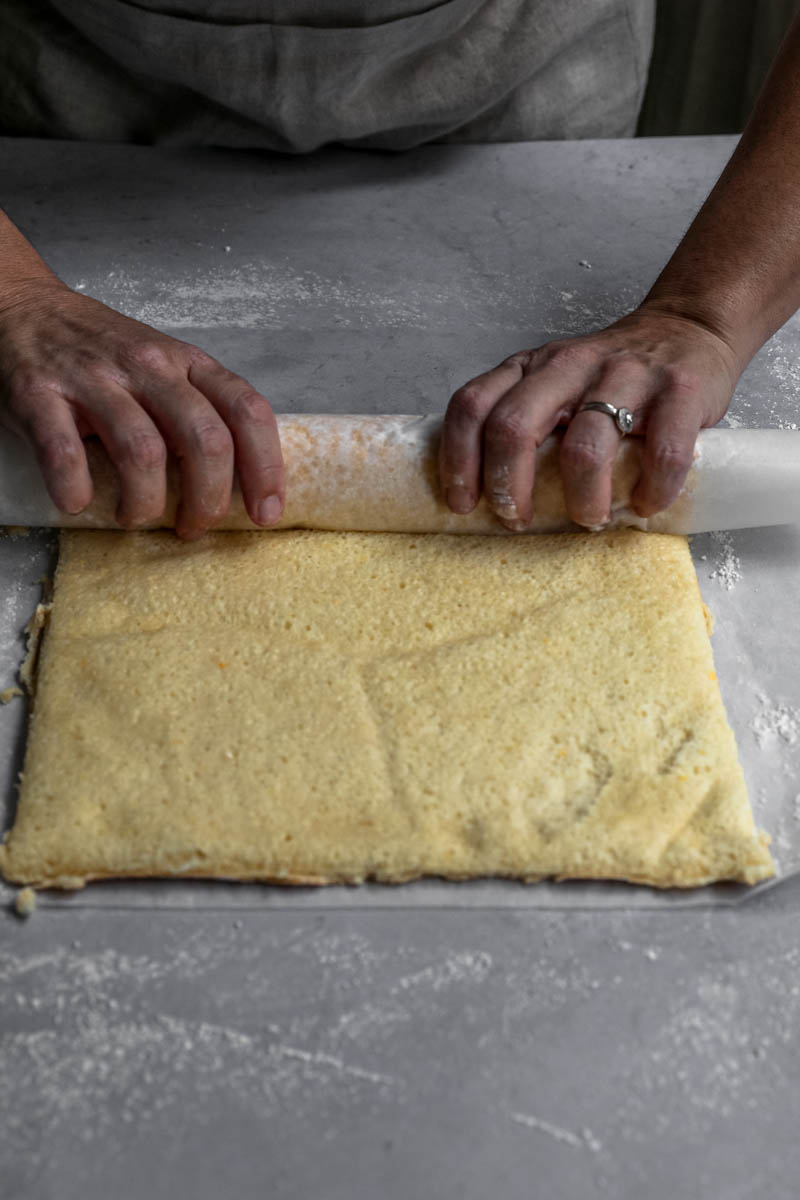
0,0 -> 654,149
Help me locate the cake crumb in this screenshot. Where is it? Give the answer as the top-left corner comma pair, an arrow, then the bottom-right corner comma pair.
14,887 -> 37,918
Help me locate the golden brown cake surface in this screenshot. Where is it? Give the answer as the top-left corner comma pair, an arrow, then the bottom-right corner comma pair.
0,528 -> 774,890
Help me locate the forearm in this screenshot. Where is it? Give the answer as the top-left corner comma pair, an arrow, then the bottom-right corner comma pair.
0,208 -> 60,306
641,13 -> 800,371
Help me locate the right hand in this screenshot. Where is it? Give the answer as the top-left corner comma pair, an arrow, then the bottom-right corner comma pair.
0,278 -> 285,538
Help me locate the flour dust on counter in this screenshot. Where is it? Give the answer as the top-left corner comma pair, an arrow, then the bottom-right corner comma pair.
0,922 -> 493,1170
68,262 -> 646,342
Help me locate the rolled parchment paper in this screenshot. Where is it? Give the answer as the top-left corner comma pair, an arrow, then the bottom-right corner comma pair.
0,416 -> 798,534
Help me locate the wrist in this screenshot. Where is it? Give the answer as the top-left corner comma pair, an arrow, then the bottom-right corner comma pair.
0,210 -> 63,316
0,273 -> 70,320
633,293 -> 753,379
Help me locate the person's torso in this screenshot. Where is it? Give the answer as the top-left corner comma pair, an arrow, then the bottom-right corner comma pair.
0,0 -> 655,149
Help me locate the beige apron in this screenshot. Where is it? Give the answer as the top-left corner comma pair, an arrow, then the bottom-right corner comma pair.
0,0 -> 654,149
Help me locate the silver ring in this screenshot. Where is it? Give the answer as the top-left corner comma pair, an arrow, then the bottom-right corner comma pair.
578,401 -> 634,436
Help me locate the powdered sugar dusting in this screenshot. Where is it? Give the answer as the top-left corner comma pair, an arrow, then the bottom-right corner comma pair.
734,321 -> 800,429
763,338 -> 800,428
547,282 -> 640,336
708,530 -> 742,590
510,1109 -> 602,1152
751,690 -> 800,748
70,265 -> 650,341
79,263 -> 517,332
0,930 -> 494,1168
615,974 -> 783,1135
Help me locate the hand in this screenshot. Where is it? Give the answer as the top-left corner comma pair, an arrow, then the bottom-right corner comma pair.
0,279 -> 284,538
439,306 -> 741,529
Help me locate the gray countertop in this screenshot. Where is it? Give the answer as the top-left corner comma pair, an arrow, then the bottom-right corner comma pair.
1,134 -> 799,1199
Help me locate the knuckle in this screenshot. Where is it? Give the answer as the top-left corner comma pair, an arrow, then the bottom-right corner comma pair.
549,341 -> 598,372
118,429 -> 167,473
7,363 -> 57,400
485,411 -> 535,448
665,365 -> 701,396
83,360 -> 127,389
601,354 -> 647,386
123,340 -> 173,376
183,343 -> 217,368
501,349 -> 534,370
189,421 -> 233,461
37,433 -> 81,474
231,388 -> 274,427
649,442 -> 690,477
561,438 -> 605,474
449,385 -> 486,422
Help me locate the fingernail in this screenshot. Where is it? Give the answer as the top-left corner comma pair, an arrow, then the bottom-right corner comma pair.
582,515 -> 609,532
489,490 -> 518,519
446,486 -> 476,514
256,494 -> 283,525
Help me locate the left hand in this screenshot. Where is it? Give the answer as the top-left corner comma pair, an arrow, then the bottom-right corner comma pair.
439,306 -> 741,529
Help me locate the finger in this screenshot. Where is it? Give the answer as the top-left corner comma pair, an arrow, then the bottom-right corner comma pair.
630,395 -> 701,517
559,407 -> 626,529
481,355 -> 597,528
6,383 -> 93,514
133,379 -> 234,539
76,382 -> 168,527
559,361 -> 652,527
187,354 -> 284,527
440,353 -> 531,514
